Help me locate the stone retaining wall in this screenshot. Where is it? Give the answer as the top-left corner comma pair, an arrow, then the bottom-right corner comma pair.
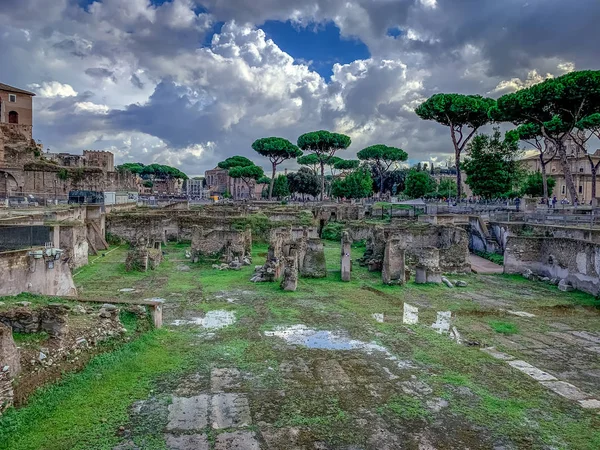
504,236 -> 600,296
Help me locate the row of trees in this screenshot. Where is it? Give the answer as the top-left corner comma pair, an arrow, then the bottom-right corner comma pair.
416,70 -> 600,204
216,131 -> 409,201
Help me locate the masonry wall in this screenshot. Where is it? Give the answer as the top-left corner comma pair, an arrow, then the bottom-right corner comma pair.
504,236 -> 600,296
0,249 -> 77,297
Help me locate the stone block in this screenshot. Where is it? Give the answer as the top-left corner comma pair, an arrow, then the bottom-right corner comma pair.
215,431 -> 260,450
210,393 -> 252,429
382,239 -> 405,285
403,303 -> 419,325
166,395 -> 210,432
301,239 -> 327,278
164,433 -> 210,450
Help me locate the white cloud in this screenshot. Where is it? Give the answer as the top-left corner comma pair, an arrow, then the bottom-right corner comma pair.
74,102 -> 110,114
30,81 -> 78,98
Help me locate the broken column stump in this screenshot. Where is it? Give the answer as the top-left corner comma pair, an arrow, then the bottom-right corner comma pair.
281,250 -> 298,292
341,231 -> 352,282
382,238 -> 405,285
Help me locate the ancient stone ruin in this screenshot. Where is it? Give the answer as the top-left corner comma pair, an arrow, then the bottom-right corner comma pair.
356,223 -> 470,275
191,226 -> 252,264
125,237 -> 163,272
250,226 -> 325,288
382,238 -> 406,285
414,247 -> 442,284
280,249 -> 299,291
0,322 -> 21,413
340,231 -> 352,282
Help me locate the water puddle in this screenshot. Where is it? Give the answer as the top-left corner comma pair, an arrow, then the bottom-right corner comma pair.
264,324 -> 416,369
171,310 -> 236,329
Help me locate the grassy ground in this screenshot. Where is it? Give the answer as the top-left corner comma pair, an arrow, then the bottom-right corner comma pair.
1,241 -> 599,449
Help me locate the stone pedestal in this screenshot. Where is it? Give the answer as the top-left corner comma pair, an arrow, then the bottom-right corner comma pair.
382,239 -> 405,285
341,231 -> 352,282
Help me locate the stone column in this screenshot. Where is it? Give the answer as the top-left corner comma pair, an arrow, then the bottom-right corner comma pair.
280,249 -> 298,291
382,239 -> 405,285
341,231 -> 352,282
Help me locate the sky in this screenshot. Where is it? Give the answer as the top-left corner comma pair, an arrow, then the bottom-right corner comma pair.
1,0 -> 598,177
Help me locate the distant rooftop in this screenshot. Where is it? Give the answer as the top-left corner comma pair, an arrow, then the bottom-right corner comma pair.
0,82 -> 36,96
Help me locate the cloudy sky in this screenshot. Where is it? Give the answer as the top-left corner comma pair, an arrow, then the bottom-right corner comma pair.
1,0 -> 598,176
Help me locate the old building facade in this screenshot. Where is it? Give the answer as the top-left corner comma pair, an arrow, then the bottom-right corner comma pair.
0,83 -> 34,130
521,137 -> 600,203
0,81 -> 137,202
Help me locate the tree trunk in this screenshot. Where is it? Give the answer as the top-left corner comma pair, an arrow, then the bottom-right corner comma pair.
269,161 -> 276,201
450,126 -> 462,202
592,167 -> 597,207
455,147 -> 462,203
320,162 -> 325,201
380,172 -> 384,197
556,139 -> 577,202
540,154 -> 549,205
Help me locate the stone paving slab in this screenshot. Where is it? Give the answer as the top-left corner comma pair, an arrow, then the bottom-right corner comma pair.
578,399 -> 600,409
547,332 -> 593,347
480,347 -> 515,361
215,431 -> 260,450
211,368 -> 243,392
526,332 -> 569,347
570,331 -> 600,345
166,395 -> 209,432
164,433 -> 210,450
211,393 -> 252,429
507,360 -> 557,381
540,381 -> 590,401
584,346 -> 600,355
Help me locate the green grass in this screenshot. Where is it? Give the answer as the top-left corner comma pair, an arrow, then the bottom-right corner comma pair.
4,239 -> 600,449
0,330 -> 193,450
474,250 -> 504,265
489,320 -> 519,335
378,395 -> 430,421
11,332 -> 49,345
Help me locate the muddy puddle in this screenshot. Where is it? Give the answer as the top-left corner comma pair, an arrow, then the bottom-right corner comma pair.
264,324 -> 415,369
171,310 -> 236,329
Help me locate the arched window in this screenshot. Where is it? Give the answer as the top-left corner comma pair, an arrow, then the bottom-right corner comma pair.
8,111 -> 18,124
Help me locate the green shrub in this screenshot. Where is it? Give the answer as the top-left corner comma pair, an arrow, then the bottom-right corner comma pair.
321,222 -> 345,241
474,250 -> 504,266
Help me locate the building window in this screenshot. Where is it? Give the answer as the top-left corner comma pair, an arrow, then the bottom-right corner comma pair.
8,94 -> 16,102
551,167 -> 556,173
8,111 -> 18,124
580,167 -> 584,173
561,186 -> 565,194
579,186 -> 583,194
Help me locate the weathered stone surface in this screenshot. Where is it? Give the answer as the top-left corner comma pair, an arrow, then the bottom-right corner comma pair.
211,368 -> 242,392
341,231 -> 352,282
558,279 -> 574,292
301,239 -> 327,278
507,360 -> 557,381
191,227 -> 252,263
164,433 -> 209,450
441,277 -> 454,288
210,393 -> 252,429
280,250 -> 298,292
540,381 -> 590,401
431,311 -> 451,334
166,395 -> 209,432
214,431 -> 260,450
578,399 -> 600,409
480,347 -> 515,361
315,359 -> 351,385
382,239 -> 405,285
403,303 -> 419,325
